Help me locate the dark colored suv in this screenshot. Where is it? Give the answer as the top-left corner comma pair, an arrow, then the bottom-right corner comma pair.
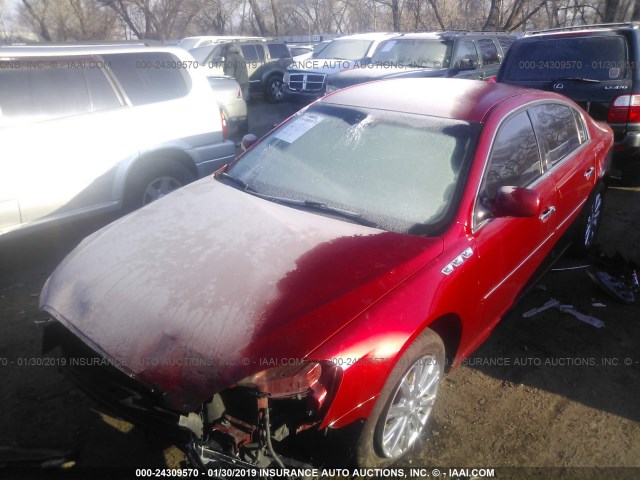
191,40 -> 293,102
325,31 -> 516,94
497,23 -> 640,175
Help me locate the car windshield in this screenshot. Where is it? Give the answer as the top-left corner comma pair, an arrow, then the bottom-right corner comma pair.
225,104 -> 480,235
372,39 -> 452,68
503,36 -> 628,81
315,39 -> 374,60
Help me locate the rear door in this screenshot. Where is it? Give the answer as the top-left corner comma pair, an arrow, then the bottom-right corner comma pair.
240,44 -> 264,89
529,102 -> 596,238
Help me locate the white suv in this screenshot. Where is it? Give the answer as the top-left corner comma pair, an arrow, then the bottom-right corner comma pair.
0,44 -> 236,238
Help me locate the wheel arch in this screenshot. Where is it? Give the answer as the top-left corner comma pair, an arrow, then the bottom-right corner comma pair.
114,148 -> 198,202
260,68 -> 286,88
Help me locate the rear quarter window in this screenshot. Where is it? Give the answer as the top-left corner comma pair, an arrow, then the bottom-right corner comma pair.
104,52 -> 191,106
504,35 -> 628,81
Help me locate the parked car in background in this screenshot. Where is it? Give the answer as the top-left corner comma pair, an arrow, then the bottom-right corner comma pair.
287,44 -> 314,59
0,45 -> 235,238
190,39 -> 293,102
284,32 -> 397,102
207,76 -> 248,139
41,78 -> 612,471
313,40 -> 332,56
178,36 -> 263,50
289,40 -> 334,64
496,22 -> 640,178
326,31 -> 515,93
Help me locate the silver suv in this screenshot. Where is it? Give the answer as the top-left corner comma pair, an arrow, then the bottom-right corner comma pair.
0,44 -> 236,238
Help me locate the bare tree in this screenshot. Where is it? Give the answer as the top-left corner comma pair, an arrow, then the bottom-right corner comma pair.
19,0 -> 118,41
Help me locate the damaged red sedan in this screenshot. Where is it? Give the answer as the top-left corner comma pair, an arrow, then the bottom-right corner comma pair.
41,78 -> 612,469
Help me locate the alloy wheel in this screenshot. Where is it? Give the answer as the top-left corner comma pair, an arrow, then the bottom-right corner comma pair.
142,176 -> 182,205
584,192 -> 602,248
379,355 -> 441,459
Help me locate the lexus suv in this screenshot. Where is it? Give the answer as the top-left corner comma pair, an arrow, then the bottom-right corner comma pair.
0,44 -> 235,239
326,31 -> 515,94
496,22 -> 640,177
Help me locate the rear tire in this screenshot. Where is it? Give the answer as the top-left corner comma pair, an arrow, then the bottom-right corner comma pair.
570,182 -> 605,257
355,329 -> 445,468
124,162 -> 194,212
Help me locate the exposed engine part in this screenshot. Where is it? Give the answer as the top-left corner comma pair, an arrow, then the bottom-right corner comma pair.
189,390 -> 319,473
178,412 -> 204,439
261,395 -> 286,470
210,414 -> 256,454
205,394 -> 226,423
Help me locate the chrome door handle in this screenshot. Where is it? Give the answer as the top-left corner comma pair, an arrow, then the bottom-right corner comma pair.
539,206 -> 556,221
584,167 -> 595,179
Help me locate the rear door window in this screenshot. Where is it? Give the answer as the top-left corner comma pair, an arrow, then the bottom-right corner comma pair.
240,45 -> 259,62
452,40 -> 479,69
477,39 -> 500,66
104,52 -> 191,106
504,36 -> 628,81
530,103 -> 582,166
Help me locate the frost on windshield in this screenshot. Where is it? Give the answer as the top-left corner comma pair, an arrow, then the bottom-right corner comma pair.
229,105 -> 478,235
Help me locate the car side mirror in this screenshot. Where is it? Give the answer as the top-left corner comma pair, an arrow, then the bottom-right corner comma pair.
492,186 -> 541,218
241,134 -> 258,152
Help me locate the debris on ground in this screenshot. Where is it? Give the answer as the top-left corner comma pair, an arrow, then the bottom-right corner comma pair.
523,298 -> 605,328
585,248 -> 639,304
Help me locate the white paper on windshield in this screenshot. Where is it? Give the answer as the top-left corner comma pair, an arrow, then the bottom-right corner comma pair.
380,41 -> 396,52
275,113 -> 324,143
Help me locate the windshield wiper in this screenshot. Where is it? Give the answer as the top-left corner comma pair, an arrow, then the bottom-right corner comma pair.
301,200 -> 381,228
216,173 -> 380,228
216,172 -> 255,192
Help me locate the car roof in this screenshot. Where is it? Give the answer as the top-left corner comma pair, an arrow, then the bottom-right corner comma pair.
525,21 -> 639,37
334,32 -> 397,41
321,78 -> 550,122
389,31 -> 511,41
0,44 -> 184,57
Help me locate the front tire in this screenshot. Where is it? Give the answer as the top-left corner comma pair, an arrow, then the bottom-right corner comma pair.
355,329 -> 445,468
265,75 -> 285,103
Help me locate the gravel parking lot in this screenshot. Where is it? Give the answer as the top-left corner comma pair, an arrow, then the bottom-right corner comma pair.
1,98 -> 639,479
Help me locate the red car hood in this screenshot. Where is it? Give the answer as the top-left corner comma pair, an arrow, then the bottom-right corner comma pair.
41,178 -> 443,412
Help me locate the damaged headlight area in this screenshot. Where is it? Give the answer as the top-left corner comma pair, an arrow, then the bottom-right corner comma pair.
189,361 -> 342,470
42,320 -> 342,470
